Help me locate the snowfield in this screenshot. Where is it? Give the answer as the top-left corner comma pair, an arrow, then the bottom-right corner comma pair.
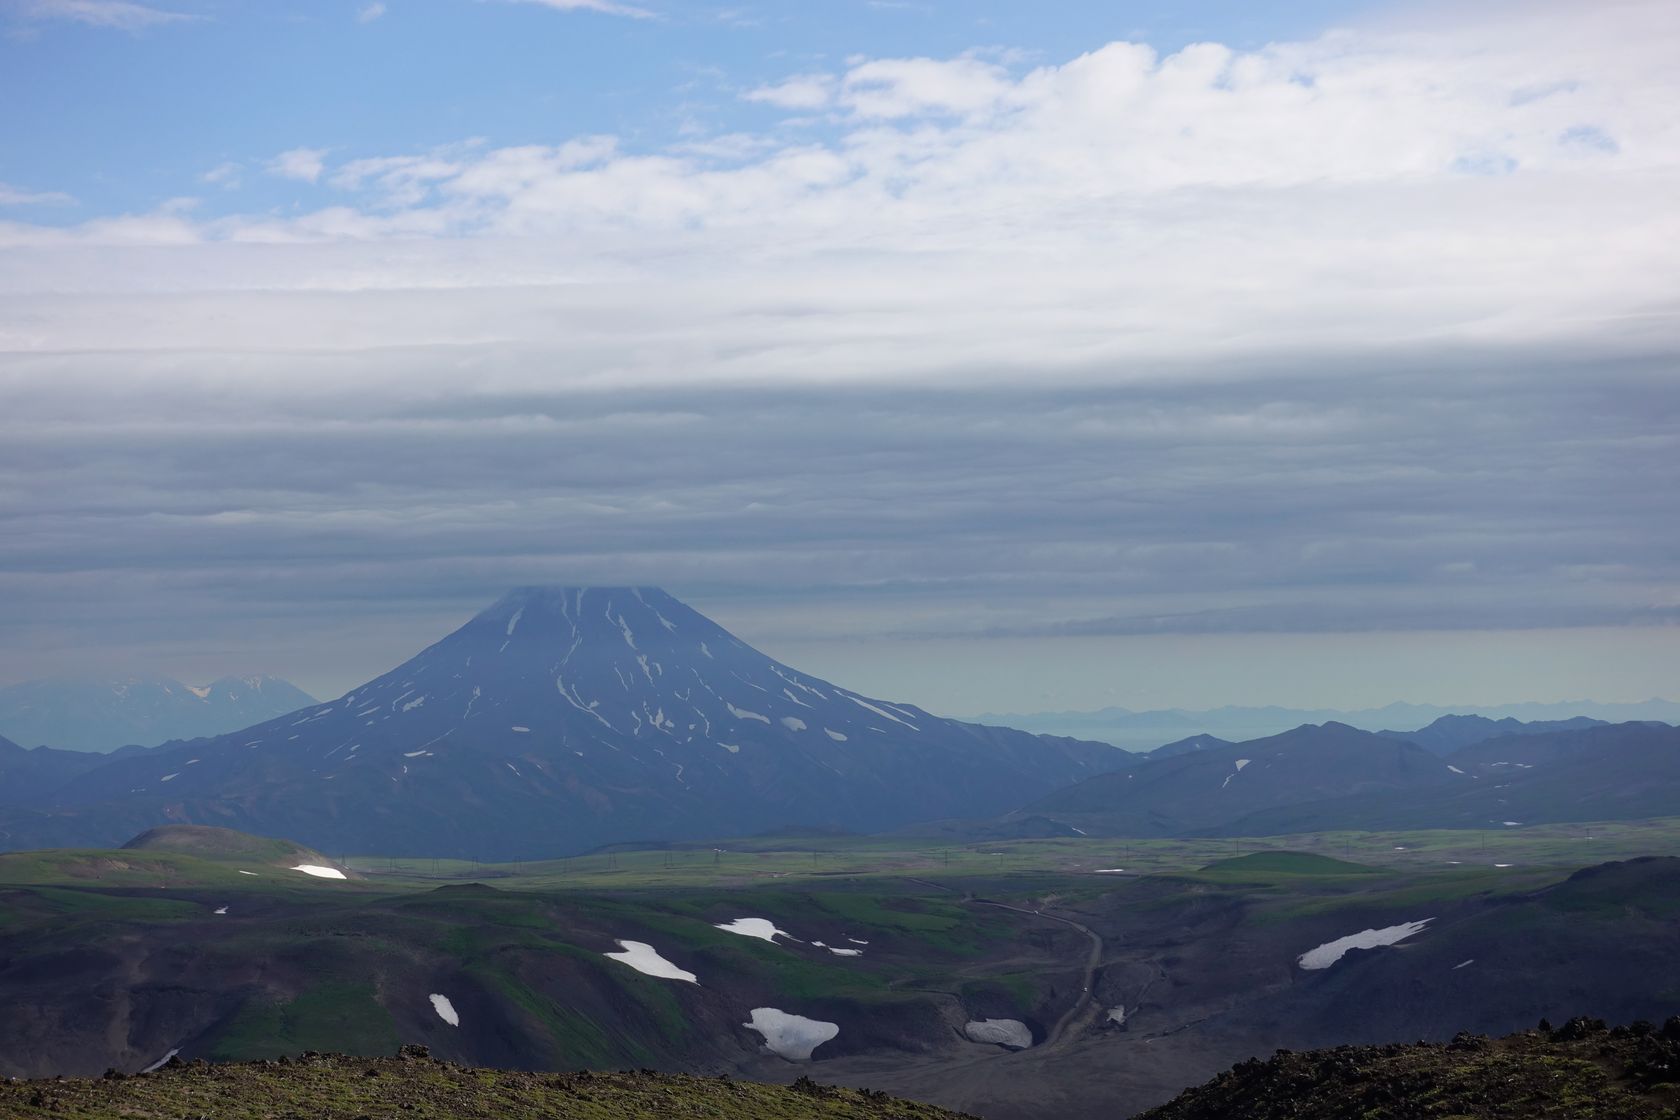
429,994 -> 460,1026
604,940 -> 697,983
290,864 -> 347,880
1298,918 -> 1434,969
965,1019 -> 1033,1049
743,1008 -> 838,1060
714,917 -> 791,944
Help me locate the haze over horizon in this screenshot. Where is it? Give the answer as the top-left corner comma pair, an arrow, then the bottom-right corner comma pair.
3,0 -> 1676,714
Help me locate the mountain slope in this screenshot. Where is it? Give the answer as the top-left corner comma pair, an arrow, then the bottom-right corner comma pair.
1144,733 -> 1233,759
0,733 -> 115,808
1213,722 -> 1680,835
1,588 -> 1128,857
1005,723 -> 1463,837
0,675 -> 317,751
1376,714 -> 1607,755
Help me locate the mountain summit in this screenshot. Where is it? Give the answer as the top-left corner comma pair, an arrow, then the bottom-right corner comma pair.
11,587 -> 1129,857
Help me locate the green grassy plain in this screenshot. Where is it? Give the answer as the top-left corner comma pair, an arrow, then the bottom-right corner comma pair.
339,815 -> 1680,894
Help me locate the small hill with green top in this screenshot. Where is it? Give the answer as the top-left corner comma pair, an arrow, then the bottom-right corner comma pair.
1195,850 -> 1382,880
121,823 -> 347,872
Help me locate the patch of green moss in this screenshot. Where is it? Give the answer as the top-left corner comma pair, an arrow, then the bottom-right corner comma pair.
205,982 -> 399,1061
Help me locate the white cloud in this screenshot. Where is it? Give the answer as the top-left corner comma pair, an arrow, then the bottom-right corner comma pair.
357,1 -> 386,22
742,74 -> 836,111
0,182 -> 72,206
493,0 -> 655,20
15,0 -> 190,30
1,0 -> 1676,696
3,1 -> 1677,387
266,147 -> 330,184
199,162 -> 242,188
840,55 -> 1014,118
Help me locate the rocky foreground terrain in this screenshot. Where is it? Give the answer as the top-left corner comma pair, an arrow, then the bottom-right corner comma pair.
7,1020 -> 1677,1120
0,1046 -> 972,1120
1140,1018 -> 1680,1120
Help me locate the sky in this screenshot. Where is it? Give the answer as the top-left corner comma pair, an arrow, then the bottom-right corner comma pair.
1,0 -> 1676,716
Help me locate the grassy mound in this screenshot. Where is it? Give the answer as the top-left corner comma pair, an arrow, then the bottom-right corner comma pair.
1140,1018 -> 1680,1119
121,824 -> 332,865
1196,850 -> 1380,878
0,1049 -> 972,1120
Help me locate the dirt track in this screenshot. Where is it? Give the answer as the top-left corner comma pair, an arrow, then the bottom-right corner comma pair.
969,899 -> 1104,1048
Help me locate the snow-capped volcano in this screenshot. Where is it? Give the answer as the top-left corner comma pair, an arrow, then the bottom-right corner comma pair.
24,588 -> 1130,857
354,586 -> 933,755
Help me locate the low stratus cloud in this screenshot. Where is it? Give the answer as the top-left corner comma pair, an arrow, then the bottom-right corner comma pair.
0,1 -> 1676,689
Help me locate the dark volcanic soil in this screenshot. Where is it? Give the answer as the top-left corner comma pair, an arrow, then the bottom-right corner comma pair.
1139,1017 -> 1680,1120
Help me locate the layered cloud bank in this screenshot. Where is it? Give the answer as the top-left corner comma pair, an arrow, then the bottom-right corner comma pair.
0,1 -> 1676,698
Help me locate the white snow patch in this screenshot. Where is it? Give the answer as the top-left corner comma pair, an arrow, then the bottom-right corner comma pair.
1494,863 -> 1514,868
715,917 -> 791,943
847,938 -> 869,945
727,703 -> 770,723
511,725 -> 530,733
403,750 -> 432,758
1235,758 -> 1251,770
1453,959 -> 1475,970
845,694 -> 918,729
824,728 -> 848,741
291,864 -> 348,880
237,870 -> 258,876
401,695 -> 426,713
719,743 -> 741,754
827,947 -> 863,957
1502,821 -> 1523,827
213,906 -> 228,915
1093,868 -> 1127,873
141,1048 -> 180,1073
506,607 -> 524,636
965,1019 -> 1033,1049
1107,1005 -> 1128,1025
429,993 -> 460,1026
604,940 -> 697,983
1298,919 -> 1433,969
780,716 -> 807,732
743,1008 -> 838,1061
1448,765 -> 1466,774
160,773 -> 179,782
506,762 -> 521,776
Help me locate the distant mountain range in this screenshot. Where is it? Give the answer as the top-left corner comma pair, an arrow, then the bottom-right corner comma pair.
925,717 -> 1680,841
969,699 -> 1680,751
0,675 -> 318,752
3,593 -> 1677,858
0,588 -> 1127,858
